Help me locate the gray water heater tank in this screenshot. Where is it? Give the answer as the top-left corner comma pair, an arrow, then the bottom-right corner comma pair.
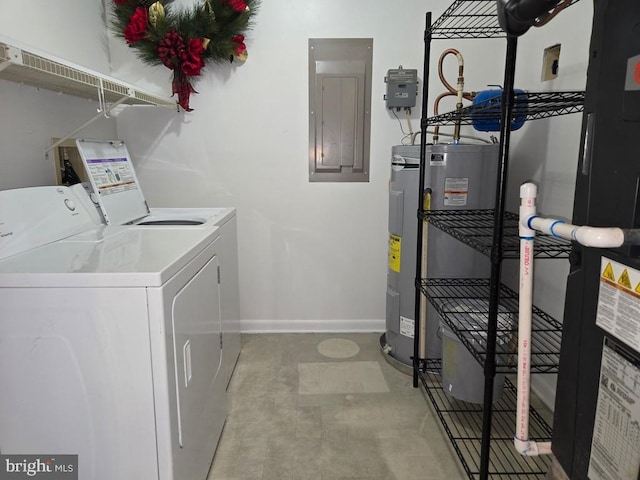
385,143 -> 499,367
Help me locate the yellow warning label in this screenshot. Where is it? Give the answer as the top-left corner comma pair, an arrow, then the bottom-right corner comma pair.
618,269 -> 632,289
388,234 -> 401,273
602,262 -> 616,281
598,257 -> 640,353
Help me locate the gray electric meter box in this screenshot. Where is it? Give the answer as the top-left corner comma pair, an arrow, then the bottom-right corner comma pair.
384,67 -> 418,109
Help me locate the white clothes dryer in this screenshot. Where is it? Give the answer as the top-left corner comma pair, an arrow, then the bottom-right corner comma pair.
0,186 -> 227,480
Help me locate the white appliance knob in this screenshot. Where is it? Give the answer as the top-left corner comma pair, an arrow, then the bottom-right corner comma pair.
64,198 -> 76,211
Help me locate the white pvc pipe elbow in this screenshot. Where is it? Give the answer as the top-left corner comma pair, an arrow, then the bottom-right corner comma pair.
527,217 -> 625,248
573,226 -> 625,248
514,438 -> 552,457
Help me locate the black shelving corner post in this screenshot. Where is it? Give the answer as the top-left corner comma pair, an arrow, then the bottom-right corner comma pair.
479,34 -> 519,480
413,11 -> 432,389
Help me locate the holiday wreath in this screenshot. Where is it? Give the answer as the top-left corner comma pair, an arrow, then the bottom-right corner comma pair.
112,0 -> 258,111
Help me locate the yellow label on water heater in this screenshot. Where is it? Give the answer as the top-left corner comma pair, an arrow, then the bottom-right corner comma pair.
388,234 -> 401,272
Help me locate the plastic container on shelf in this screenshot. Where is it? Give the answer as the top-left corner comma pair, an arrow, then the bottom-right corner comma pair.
440,300 -> 514,404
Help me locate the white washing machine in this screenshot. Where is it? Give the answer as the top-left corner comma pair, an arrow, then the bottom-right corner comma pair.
74,138 -> 233,228
74,138 -> 241,388
0,186 -> 227,480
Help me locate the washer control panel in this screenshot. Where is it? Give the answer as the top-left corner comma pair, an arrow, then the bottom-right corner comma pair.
0,186 -> 96,261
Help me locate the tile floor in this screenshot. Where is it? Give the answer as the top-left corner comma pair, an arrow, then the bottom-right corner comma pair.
207,333 -> 462,480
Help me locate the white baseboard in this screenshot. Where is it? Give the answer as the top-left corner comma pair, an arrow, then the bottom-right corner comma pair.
240,319 -> 385,333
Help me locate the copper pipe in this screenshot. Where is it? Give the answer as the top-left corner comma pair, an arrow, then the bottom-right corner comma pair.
433,48 -> 475,143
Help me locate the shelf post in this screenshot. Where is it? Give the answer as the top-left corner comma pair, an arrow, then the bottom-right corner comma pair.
413,11 -> 432,389
479,34 -> 519,480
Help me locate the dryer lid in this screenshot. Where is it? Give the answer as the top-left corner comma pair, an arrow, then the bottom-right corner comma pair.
76,138 -> 150,226
0,225 -> 220,287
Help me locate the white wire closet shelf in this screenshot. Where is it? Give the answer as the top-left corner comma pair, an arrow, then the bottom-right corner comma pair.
0,36 -> 175,109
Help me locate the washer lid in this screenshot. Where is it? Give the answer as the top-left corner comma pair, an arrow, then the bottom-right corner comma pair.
76,138 -> 149,226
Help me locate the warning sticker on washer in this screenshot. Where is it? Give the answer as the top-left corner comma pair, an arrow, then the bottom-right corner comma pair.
596,257 -> 640,353
400,316 -> 415,338
388,234 -> 401,273
444,177 -> 469,206
85,157 -> 138,196
588,338 -> 640,480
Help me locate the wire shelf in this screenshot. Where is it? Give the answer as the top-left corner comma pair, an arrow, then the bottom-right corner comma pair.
428,0 -> 582,40
421,91 -> 585,128
429,0 -> 504,39
422,209 -> 572,259
419,360 -> 553,479
420,278 -> 563,373
0,39 -> 175,108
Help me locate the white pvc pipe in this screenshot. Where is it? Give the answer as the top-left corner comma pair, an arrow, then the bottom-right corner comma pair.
514,438 -> 553,456
515,183 -> 552,457
528,217 -> 625,248
515,184 -> 538,456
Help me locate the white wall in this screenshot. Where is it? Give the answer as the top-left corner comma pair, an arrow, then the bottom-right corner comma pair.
0,0 -> 117,190
0,80 -> 118,190
110,0 -> 431,332
1,1 -> 111,74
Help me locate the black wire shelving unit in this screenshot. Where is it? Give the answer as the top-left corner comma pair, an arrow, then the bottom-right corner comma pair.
420,360 -> 553,479
422,210 -> 572,259
420,279 -> 563,373
412,1 -> 584,479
